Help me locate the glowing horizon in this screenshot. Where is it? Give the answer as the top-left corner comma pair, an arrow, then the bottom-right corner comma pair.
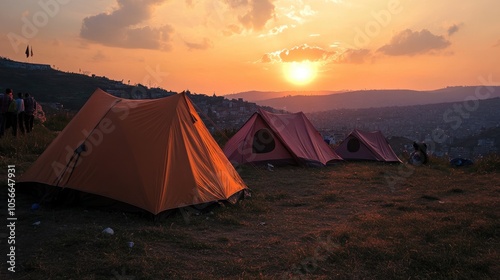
1,0 -> 499,96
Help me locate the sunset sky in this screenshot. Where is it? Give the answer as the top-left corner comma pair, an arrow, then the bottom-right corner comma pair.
2,0 -> 499,95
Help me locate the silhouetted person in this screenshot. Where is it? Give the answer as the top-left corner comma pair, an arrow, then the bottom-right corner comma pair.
16,92 -> 25,135
24,92 -> 36,133
6,89 -> 17,136
0,88 -> 12,137
408,142 -> 428,166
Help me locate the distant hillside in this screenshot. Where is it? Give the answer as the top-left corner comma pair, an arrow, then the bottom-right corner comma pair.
0,57 -> 144,109
248,87 -> 500,112
224,90 -> 344,102
0,57 -> 263,131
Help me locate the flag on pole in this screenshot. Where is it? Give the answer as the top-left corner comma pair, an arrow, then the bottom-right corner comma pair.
25,45 -> 30,58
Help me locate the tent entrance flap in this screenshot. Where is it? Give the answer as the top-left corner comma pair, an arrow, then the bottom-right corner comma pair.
252,128 -> 276,154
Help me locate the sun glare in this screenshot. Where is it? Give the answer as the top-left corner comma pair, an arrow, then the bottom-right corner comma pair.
284,61 -> 317,85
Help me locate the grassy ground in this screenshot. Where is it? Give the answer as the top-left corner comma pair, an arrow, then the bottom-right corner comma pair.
0,126 -> 499,279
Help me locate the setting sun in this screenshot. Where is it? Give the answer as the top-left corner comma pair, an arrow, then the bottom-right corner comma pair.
284,61 -> 317,86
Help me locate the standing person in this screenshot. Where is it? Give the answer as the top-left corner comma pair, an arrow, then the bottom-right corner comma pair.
16,92 -> 26,135
6,90 -> 17,136
0,89 -> 8,137
1,89 -> 14,136
24,92 -> 36,133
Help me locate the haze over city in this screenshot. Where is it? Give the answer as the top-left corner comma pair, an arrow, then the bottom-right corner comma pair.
2,0 -> 500,95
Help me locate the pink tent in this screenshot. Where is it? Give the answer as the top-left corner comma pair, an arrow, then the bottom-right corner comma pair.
223,109 -> 342,166
334,129 -> 402,162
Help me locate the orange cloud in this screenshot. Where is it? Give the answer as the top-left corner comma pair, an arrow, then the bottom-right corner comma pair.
378,29 -> 451,56
337,49 -> 371,64
260,44 -> 372,64
447,23 -> 463,36
80,0 -> 174,50
276,44 -> 336,63
238,0 -> 275,30
183,37 -> 213,51
280,45 -> 333,62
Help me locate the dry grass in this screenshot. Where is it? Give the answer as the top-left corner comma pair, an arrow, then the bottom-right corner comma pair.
1,131 -> 499,279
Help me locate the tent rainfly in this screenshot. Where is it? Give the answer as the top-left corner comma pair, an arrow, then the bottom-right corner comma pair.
334,129 -> 402,162
223,109 -> 343,166
19,89 -> 248,214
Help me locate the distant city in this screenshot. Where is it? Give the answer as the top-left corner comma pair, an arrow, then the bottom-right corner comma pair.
182,94 -> 500,160
306,99 -> 500,159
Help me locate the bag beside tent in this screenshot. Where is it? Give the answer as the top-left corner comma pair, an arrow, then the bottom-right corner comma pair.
19,88 -> 248,215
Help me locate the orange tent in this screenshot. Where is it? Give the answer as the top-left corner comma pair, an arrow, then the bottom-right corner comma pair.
223,109 -> 342,166
19,89 -> 248,214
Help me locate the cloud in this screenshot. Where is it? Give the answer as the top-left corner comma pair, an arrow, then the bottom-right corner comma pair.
259,44 -> 372,65
378,29 -> 451,56
183,38 -> 213,50
217,0 -> 276,35
257,24 -> 290,37
238,0 -> 275,30
260,44 -> 337,63
226,0 -> 249,9
283,4 -> 317,24
447,23 -> 463,36
222,24 -> 243,36
337,49 -> 371,64
280,45 -> 334,62
80,0 -> 174,50
260,53 -> 273,63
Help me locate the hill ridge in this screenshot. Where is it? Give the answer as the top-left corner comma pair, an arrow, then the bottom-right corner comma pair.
229,86 -> 500,112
